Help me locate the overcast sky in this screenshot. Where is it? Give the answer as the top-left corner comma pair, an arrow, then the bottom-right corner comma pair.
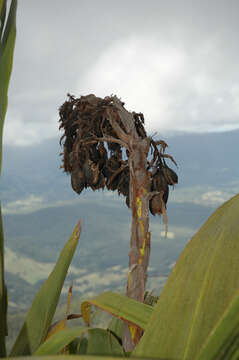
4,0 -> 239,146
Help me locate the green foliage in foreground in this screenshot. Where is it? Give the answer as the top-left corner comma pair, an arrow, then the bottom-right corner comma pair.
1,193 -> 239,359
80,291 -> 153,330
0,0 -> 17,357
134,193 -> 239,359
197,288 -> 239,360
0,0 -> 17,174
10,221 -> 81,356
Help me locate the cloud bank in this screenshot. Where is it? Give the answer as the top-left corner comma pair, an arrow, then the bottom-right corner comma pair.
3,1 -> 239,146
79,35 -> 239,135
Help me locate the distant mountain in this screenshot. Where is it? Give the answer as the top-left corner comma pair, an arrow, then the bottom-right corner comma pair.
3,191 -> 214,311
1,130 -> 239,311
1,129 -> 239,202
168,130 -> 239,187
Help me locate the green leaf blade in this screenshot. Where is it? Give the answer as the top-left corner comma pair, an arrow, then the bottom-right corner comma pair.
0,204 -> 7,357
82,291 -> 153,330
134,194 -> 239,359
0,2 -> 17,355
35,327 -> 123,356
197,289 -> 239,360
9,357 -> 142,360
34,327 -> 87,355
0,0 -> 7,39
87,328 -> 123,356
10,220 -> 82,356
107,316 -> 124,342
0,0 -> 17,175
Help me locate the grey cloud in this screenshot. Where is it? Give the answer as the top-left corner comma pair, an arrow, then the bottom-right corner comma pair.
4,0 -> 239,145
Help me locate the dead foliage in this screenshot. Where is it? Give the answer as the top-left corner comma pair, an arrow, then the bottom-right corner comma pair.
59,94 -> 177,216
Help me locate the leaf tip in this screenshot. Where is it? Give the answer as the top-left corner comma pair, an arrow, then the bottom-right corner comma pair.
74,219 -> 82,240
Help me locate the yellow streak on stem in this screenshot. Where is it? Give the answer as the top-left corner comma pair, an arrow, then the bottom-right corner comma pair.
136,196 -> 142,218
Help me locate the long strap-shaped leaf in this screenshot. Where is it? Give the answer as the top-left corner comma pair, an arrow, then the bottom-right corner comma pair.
0,203 -> 7,357
81,291 -> 153,330
34,327 -> 124,356
134,194 -> 239,359
197,289 -> 239,360
11,356 -> 152,360
0,2 -> 17,355
10,220 -> 81,356
34,327 -> 88,355
0,1 -> 7,40
0,0 -> 17,175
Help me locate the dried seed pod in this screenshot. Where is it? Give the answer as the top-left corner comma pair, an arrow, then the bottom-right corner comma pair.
149,188 -> 168,216
149,168 -> 169,216
98,142 -> 108,169
107,174 -> 120,191
103,155 -> 121,180
90,161 -> 100,185
162,166 -> 178,185
89,144 -> 100,163
108,155 -> 121,171
71,166 -> 85,195
102,165 -> 113,179
149,194 -> 162,215
151,169 -> 168,193
91,172 -> 105,190
83,159 -> 100,187
118,167 -> 129,197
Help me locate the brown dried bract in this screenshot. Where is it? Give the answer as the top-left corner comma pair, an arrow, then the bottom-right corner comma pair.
59,93 -> 177,216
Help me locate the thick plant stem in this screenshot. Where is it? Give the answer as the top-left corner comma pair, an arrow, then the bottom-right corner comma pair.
108,100 -> 153,351
123,136 -> 151,351
127,137 -> 151,301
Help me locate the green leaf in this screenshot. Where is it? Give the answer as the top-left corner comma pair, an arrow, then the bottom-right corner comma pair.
0,0 -> 17,175
81,291 -> 153,330
0,203 -> 7,357
197,289 -> 239,360
87,328 -> 124,356
10,221 -> 82,356
0,0 -> 7,39
35,327 -> 123,356
0,2 -> 17,356
72,336 -> 88,354
9,357 -> 141,360
0,0 -> 16,51
134,194 -> 239,360
107,316 -> 124,343
34,327 -> 88,355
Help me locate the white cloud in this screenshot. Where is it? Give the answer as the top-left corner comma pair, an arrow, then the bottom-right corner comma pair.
5,35 -> 239,146
4,1 -> 239,147
170,185 -> 238,207
200,191 -> 231,205
1,192 -> 124,215
3,112 -> 59,146
160,231 -> 175,239
2,195 -> 80,215
62,265 -> 128,295
2,195 -> 45,214
79,35 -> 239,134
151,223 -> 196,240
5,247 -> 85,284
